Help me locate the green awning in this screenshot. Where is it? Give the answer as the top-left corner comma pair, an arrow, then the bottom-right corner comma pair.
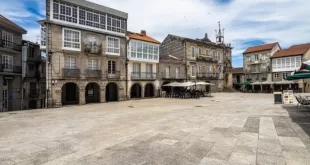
239,81 -> 252,86
286,73 -> 310,80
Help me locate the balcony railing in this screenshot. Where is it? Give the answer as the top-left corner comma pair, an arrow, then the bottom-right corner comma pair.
196,73 -> 219,80
0,39 -> 22,52
131,72 -> 157,80
106,71 -> 120,79
0,64 -> 22,74
63,69 -> 80,78
161,72 -> 186,79
85,69 -> 102,78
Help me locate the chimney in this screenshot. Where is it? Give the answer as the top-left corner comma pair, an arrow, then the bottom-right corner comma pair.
141,30 -> 146,36
204,33 -> 208,39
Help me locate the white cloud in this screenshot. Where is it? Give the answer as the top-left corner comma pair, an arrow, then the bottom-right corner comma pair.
1,0 -> 310,66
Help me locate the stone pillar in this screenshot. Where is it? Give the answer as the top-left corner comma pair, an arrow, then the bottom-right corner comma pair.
100,89 -> 106,103
54,87 -> 62,108
79,88 -> 86,105
141,85 -> 145,98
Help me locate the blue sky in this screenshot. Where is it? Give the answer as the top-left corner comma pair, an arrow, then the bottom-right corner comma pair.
1,0 -> 309,68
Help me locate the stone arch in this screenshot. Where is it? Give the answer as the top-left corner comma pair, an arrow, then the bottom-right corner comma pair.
61,82 -> 79,105
144,83 -> 155,98
106,82 -> 118,102
131,83 -> 142,99
85,82 -> 100,104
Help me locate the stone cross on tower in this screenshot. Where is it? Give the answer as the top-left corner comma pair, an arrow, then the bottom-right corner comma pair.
215,21 -> 224,44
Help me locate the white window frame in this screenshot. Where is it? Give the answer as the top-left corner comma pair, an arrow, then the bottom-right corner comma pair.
191,65 -> 196,77
106,36 -> 120,55
129,40 -> 159,61
2,31 -> 13,48
40,25 -> 46,48
62,28 -> 81,51
65,57 -> 76,69
2,55 -> 13,71
191,47 -> 195,58
108,60 -> 116,74
88,59 -> 98,70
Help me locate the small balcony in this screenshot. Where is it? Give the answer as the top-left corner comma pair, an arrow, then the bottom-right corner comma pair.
106,71 -> 120,79
131,72 -> 157,80
196,73 -> 219,80
0,64 -> 22,74
0,39 -> 22,52
85,69 -> 102,78
63,69 -> 80,78
161,72 -> 186,80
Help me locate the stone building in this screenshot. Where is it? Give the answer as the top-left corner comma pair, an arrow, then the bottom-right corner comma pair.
39,0 -> 128,108
271,43 -> 310,92
232,67 -> 245,89
159,33 -> 232,92
243,42 -> 281,82
0,14 -> 27,112
22,40 -> 46,109
127,30 -> 160,99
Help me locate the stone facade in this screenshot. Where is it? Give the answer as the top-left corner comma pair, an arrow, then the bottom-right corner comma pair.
0,15 -> 27,112
41,0 -> 128,108
243,44 -> 281,82
159,34 -> 232,92
22,41 -> 46,110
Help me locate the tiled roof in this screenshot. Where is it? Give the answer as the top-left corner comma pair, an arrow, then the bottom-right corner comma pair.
0,14 -> 27,33
127,31 -> 161,44
243,42 -> 278,54
271,43 -> 310,58
232,67 -> 244,74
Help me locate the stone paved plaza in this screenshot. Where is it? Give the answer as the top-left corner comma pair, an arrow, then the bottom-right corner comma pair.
1,93 -> 310,165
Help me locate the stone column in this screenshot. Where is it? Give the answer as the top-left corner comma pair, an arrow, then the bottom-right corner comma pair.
141,85 -> 145,98
100,88 -> 106,103
54,87 -> 62,108
79,88 -> 86,105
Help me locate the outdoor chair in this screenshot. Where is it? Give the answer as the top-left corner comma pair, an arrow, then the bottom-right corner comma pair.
295,96 -> 310,108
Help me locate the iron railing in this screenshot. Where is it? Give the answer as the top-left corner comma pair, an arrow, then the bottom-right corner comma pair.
0,64 -> 22,74
85,69 -> 102,78
161,72 -> 186,79
63,69 -> 80,78
196,73 -> 219,79
106,71 -> 120,79
131,72 -> 157,80
0,39 -> 22,52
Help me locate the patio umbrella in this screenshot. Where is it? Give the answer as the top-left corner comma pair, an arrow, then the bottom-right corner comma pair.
239,81 -> 252,86
178,82 -> 195,87
251,81 -> 262,85
262,81 -> 274,85
275,80 -> 295,84
162,82 -> 182,87
287,72 -> 310,80
196,82 -> 215,85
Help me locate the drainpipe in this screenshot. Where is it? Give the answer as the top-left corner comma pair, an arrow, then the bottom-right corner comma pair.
184,41 -> 188,82
125,36 -> 130,100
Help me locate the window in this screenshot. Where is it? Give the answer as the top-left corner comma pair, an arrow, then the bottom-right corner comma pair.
146,64 -> 152,73
176,67 -> 180,79
52,0 -> 126,34
131,41 -> 137,58
283,73 -> 289,79
274,73 -> 279,78
2,55 -> 13,70
191,47 -> 195,58
254,54 -> 259,61
106,36 -> 120,55
63,28 -> 80,50
198,48 -> 202,55
137,42 -> 143,58
143,43 -> 148,59
88,59 -> 98,70
154,46 -> 159,60
65,57 -> 76,69
165,66 -> 170,78
108,61 -> 116,74
281,58 -> 285,68
191,65 -> 195,77
213,51 -> 217,60
261,54 -> 267,60
29,64 -> 35,70
40,25 -> 46,47
206,49 -> 209,55
296,56 -> 301,68
291,57 -> 295,68
133,63 -> 141,73
2,31 -> 13,48
285,57 -> 290,68
276,59 -> 281,69
148,45 -> 154,60
217,51 -> 221,61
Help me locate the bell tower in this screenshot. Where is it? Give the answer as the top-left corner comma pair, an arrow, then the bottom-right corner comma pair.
215,21 -> 224,44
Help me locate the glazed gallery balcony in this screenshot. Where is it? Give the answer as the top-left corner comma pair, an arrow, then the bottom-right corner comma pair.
131,72 -> 157,80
